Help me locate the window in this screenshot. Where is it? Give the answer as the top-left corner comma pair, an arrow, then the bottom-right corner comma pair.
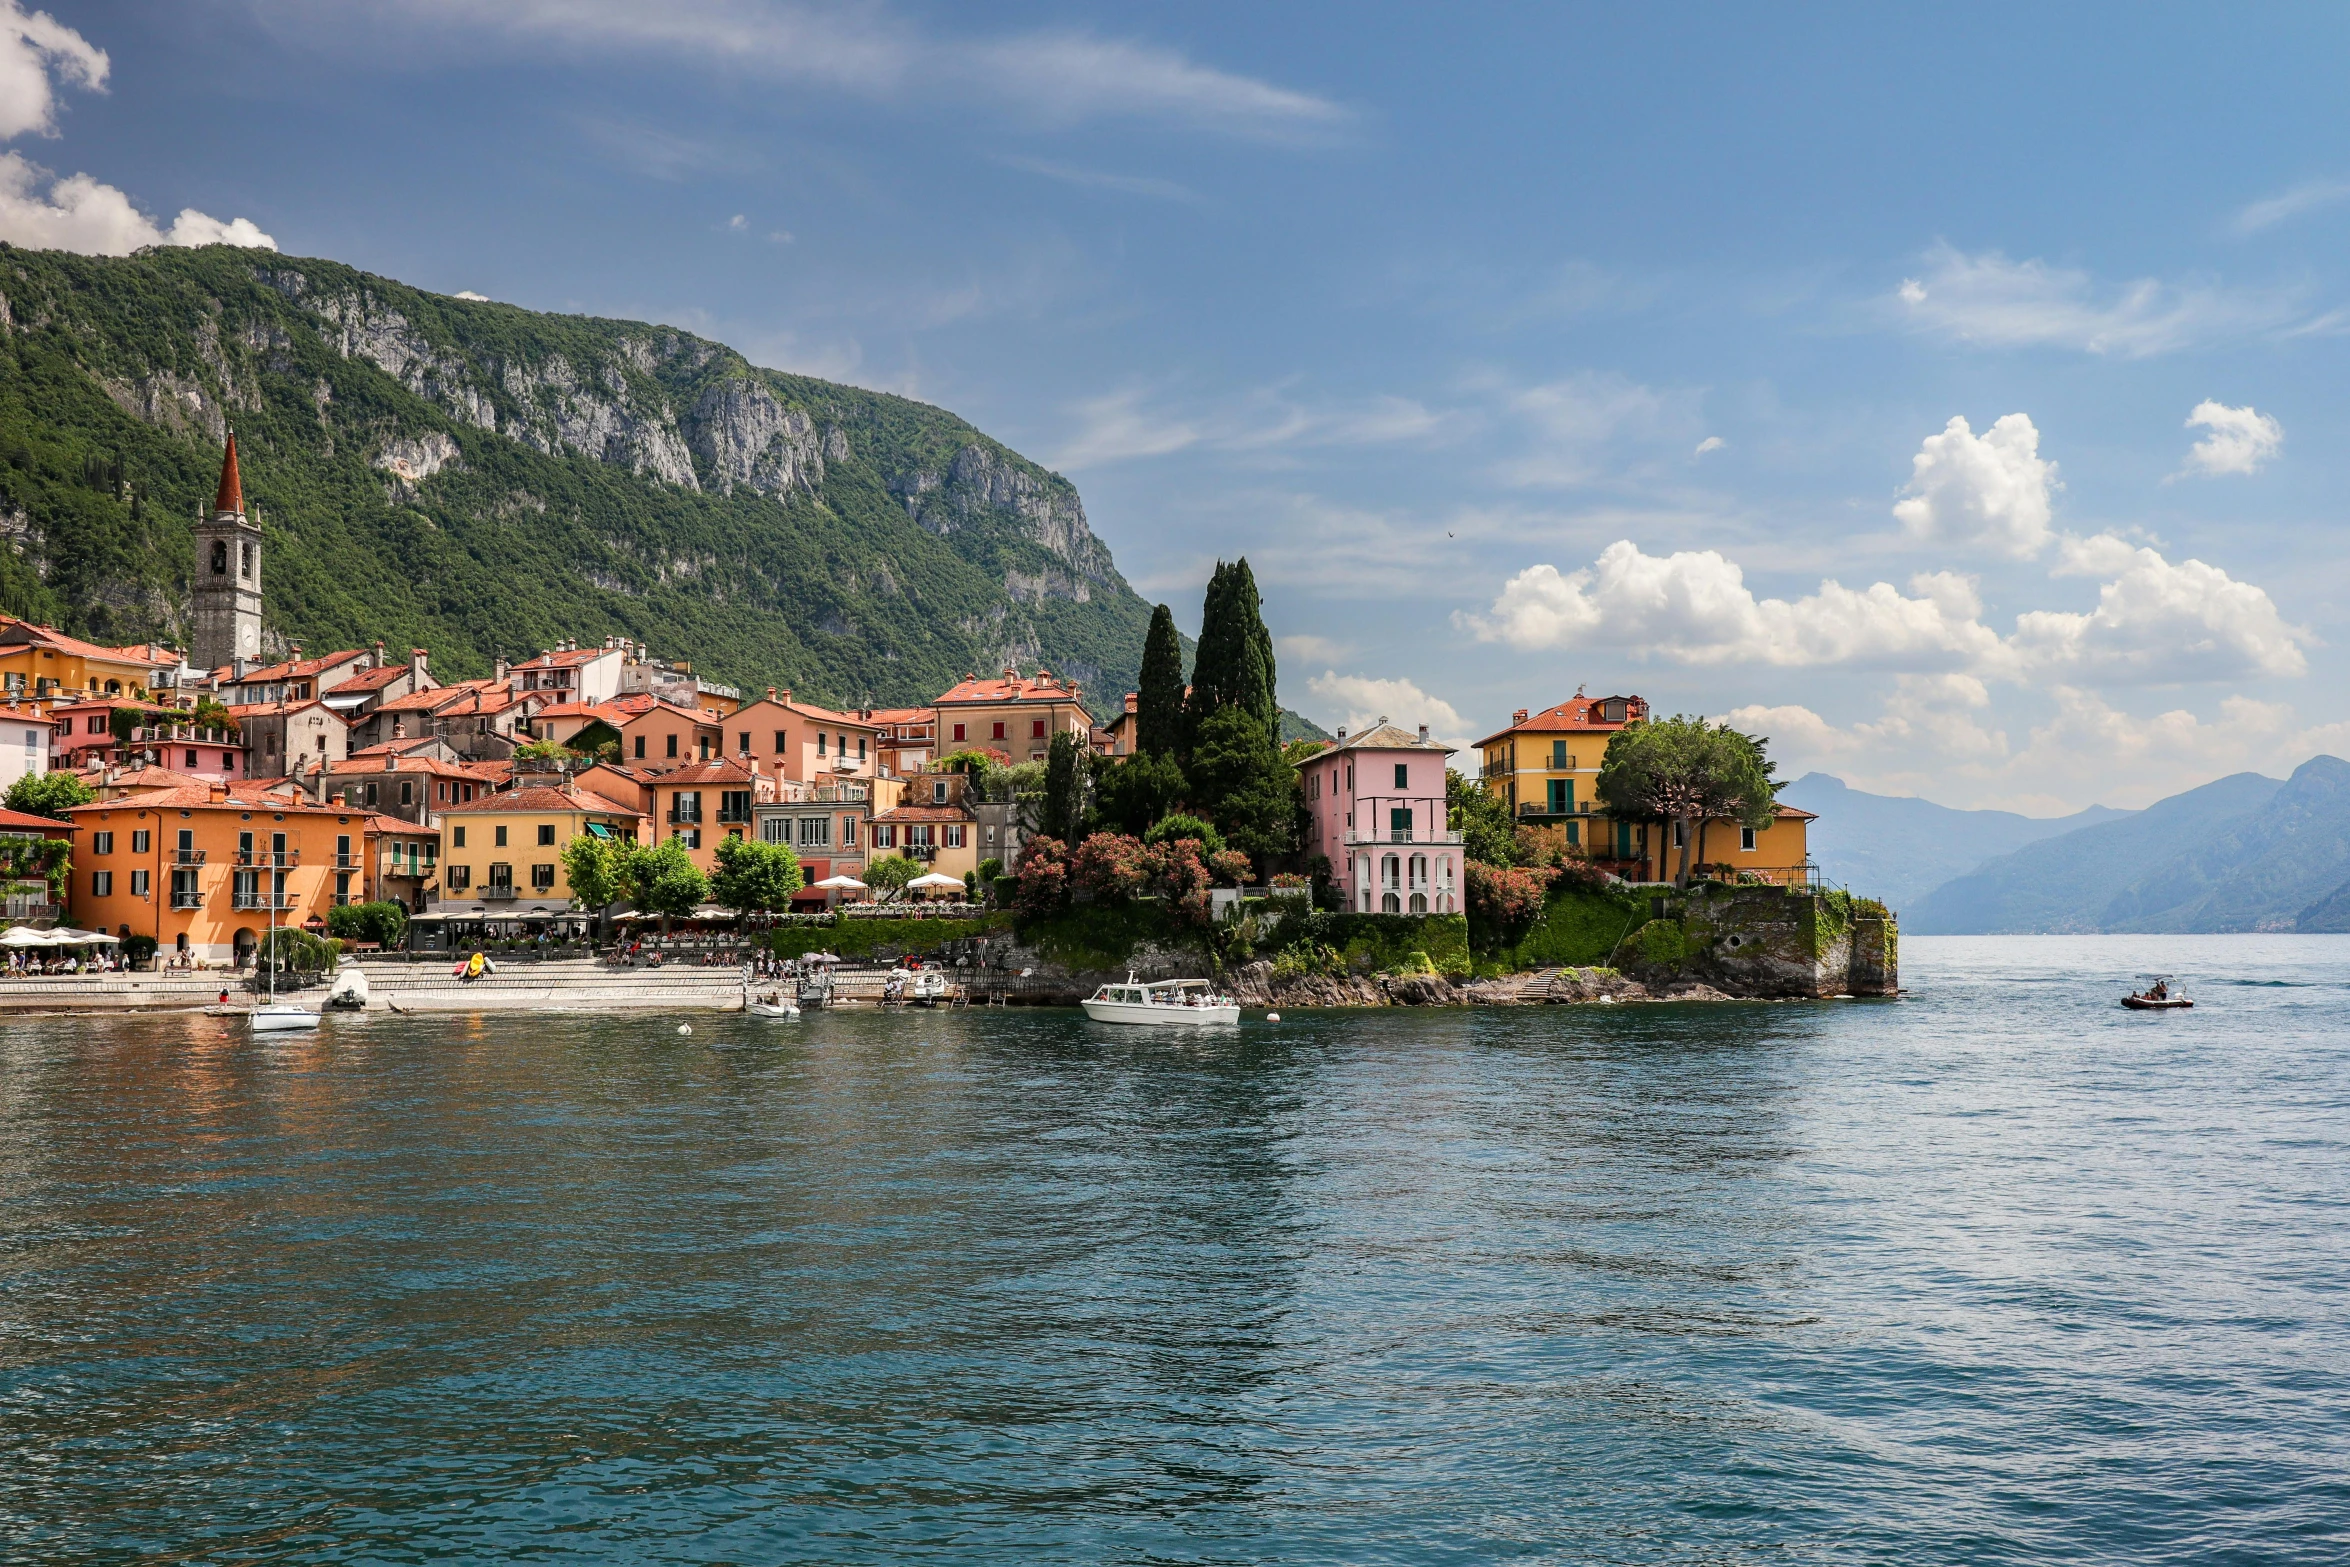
817,733 -> 826,756
171,868 -> 199,908
738,732 -> 750,755
761,816 -> 788,844
952,723 -> 967,742
210,539 -> 228,574
674,792 -> 702,823
1031,719 -> 1045,739
1389,807 -> 1412,842
487,862 -> 513,891
798,816 -> 830,847
857,737 -> 866,761
1565,821 -> 1580,847
400,780 -> 413,806
1547,779 -> 1570,814
908,825 -> 935,847
453,826 -> 467,848
446,864 -> 471,890
1394,763 -> 1409,789
1550,739 -> 1567,768
335,871 -> 350,902
635,736 -> 646,759
532,863 -> 556,890
365,782 -> 378,806
494,825 -> 508,848
537,824 -> 556,847
87,715 -> 104,734
991,721 -> 1006,741
841,816 -> 857,846
678,828 -> 701,849
130,869 -> 149,897
1740,826 -> 1757,852
177,828 -> 194,860
932,781 -> 949,804
1672,820 -> 1686,847
93,831 -> 113,855
92,870 -> 112,896
874,824 -> 897,848
943,824 -> 965,849
186,749 -> 198,768
666,733 -> 679,758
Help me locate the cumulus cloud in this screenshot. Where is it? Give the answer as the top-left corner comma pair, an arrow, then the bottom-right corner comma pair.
1468,534 -> 2308,686
0,0 -> 106,139
1893,413 -> 2056,558
0,152 -> 276,254
2179,400 -> 2282,477
1893,242 -> 2308,356
1305,670 -> 1470,751
1466,541 -> 2004,671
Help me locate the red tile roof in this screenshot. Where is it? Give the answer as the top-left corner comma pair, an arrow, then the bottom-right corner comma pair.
325,755 -> 479,778
330,663 -> 415,694
375,678 -> 519,717
649,759 -> 760,786
362,814 -> 439,837
66,785 -> 353,817
934,670 -> 1083,706
1473,695 -> 1648,749
0,618 -> 173,667
438,785 -> 644,818
513,647 -> 614,670
873,803 -> 975,822
0,807 -> 73,832
227,649 -> 368,686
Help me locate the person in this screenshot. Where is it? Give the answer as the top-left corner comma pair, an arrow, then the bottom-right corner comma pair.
218,988 -> 230,1005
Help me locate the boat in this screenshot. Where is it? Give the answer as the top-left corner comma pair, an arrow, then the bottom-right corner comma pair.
2122,974 -> 2194,1010
744,980 -> 799,1018
888,964 -> 951,1007
796,968 -> 836,1010
323,966 -> 370,1011
248,877 -> 319,1033
1081,974 -> 1241,1026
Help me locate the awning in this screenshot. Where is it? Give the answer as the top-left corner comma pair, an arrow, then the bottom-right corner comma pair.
584,822 -> 613,838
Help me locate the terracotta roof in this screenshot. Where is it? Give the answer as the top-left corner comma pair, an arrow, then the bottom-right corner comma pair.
0,807 -> 73,832
228,649 -> 367,686
864,706 -> 933,725
330,663 -> 414,694
649,759 -> 759,786
873,803 -> 975,823
66,785 -> 353,817
934,671 -> 1083,706
1473,695 -> 1647,749
1773,803 -> 1817,821
375,678 -> 519,717
532,700 -> 635,725
362,813 -> 439,837
221,699 -> 339,721
1320,722 -> 1454,755
0,706 -> 56,726
437,785 -> 643,818
573,788 -> 644,817
101,765 -> 208,791
214,432 -> 243,514
513,647 -> 613,670
325,755 -> 478,778
0,618 -> 172,667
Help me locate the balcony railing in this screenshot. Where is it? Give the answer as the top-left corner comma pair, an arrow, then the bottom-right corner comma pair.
173,849 -> 206,865
170,893 -> 204,910
1341,829 -> 1465,848
235,850 -> 300,867
334,854 -> 361,869
1517,801 -> 1592,818
666,809 -> 703,824
716,809 -> 751,824
481,883 -> 518,900
231,893 -> 297,910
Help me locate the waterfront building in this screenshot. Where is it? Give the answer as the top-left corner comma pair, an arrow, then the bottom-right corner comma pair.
751,779 -> 878,900
647,759 -> 778,873
726,690 -> 881,783
434,785 -> 643,909
49,697 -> 248,781
363,815 -> 440,912
0,805 -> 74,926
189,434 -> 263,675
323,752 -> 488,822
869,770 -> 980,884
934,667 -> 1092,764
1475,692 -> 1647,848
62,783 -> 383,963
606,693 -> 724,769
510,640 -> 629,706
866,707 -> 935,777
0,703 -> 55,796
1097,691 -> 1140,756
1300,722 -> 1462,913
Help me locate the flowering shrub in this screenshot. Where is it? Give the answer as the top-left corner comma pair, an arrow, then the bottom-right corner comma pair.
1013,836 -> 1070,917
1269,872 -> 1308,889
1070,832 -> 1153,900
1465,860 -> 1555,937
1206,848 -> 1253,888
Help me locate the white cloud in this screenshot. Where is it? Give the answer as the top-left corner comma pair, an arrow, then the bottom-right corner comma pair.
452,289 -> 490,301
1305,670 -> 1470,751
1466,541 -> 2004,671
1693,436 -> 1724,456
1049,383 -> 1456,471
1468,534 -> 2308,685
2233,177 -> 2350,235
1892,413 -> 2056,558
995,154 -> 1202,203
346,1 -> 1348,141
2016,535 -> 2307,681
1492,370 -> 1692,487
1893,242 -> 2308,356
0,151 -> 276,254
0,0 -> 106,140
726,212 -> 747,230
1276,632 -> 1351,664
2179,400 -> 2282,477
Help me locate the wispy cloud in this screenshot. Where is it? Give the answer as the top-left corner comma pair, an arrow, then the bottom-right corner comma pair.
994,155 -> 1201,204
1891,241 -> 2312,356
2232,177 -> 2350,235
335,1 -> 1350,143
1049,382 -> 1461,471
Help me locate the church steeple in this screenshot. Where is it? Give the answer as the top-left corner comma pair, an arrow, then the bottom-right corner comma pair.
213,430 -> 244,516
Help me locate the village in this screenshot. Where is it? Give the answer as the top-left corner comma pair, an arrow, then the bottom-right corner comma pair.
0,437 -> 1824,977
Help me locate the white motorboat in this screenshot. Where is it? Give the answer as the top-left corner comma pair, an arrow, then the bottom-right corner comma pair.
745,984 -> 800,1018
1081,975 -> 1241,1026
890,966 -> 951,1007
250,1003 -> 321,1033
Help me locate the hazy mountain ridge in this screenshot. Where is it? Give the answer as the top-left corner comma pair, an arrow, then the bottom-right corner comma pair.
0,245 -> 1155,710
1782,772 -> 2133,912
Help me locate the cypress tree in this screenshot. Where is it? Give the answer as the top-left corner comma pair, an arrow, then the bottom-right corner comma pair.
1184,557 -> 1279,748
1135,603 -> 1187,758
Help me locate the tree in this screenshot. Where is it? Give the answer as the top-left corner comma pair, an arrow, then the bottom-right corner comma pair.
619,838 -> 707,932
710,833 -> 802,923
1595,716 -> 1779,886
562,832 -> 628,943
6,771 -> 93,821
1143,812 -> 1224,856
1070,832 -> 1153,900
1094,749 -> 1186,837
512,735 -> 578,763
1040,730 -> 1088,844
1448,768 -> 1519,867
1135,602 -> 1188,757
1183,558 -> 1278,754
1185,706 -> 1292,864
326,899 -> 410,947
863,854 -> 918,895
1011,835 -> 1070,918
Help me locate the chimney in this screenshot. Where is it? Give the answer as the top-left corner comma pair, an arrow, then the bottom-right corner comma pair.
289,645 -> 302,663
767,687 -> 777,702
1336,727 -> 1347,740
383,751 -> 396,772
1512,708 -> 1529,725
778,688 -> 791,704
494,658 -> 509,681
208,782 -> 228,803
372,640 -> 385,667
1124,692 -> 1138,713
1418,724 -> 1430,744
392,718 -> 406,740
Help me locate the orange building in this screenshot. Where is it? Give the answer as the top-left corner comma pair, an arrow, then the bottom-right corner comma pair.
724,690 -> 881,782
64,784 -> 389,963
934,667 -> 1093,764
647,759 -> 777,873
866,706 -> 935,776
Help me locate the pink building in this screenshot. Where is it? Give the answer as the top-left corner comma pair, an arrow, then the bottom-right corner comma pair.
1300,721 -> 1462,914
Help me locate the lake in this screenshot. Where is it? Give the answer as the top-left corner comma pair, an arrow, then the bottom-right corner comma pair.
3,935 -> 2347,1563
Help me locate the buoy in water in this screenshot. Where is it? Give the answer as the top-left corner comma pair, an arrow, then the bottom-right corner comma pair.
1266,1012 -> 1281,1022
677,1023 -> 693,1036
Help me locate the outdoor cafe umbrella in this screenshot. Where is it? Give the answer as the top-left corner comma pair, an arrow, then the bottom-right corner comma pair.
0,925 -> 54,947
813,875 -> 867,891
905,871 -> 965,900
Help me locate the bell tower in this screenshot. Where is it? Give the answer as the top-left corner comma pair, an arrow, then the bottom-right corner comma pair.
192,431 -> 263,674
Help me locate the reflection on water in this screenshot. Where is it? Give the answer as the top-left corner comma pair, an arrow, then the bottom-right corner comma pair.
3,935 -> 2348,1562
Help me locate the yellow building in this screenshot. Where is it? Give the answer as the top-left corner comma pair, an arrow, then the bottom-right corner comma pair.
0,619 -> 176,701
870,772 -> 979,883
435,784 -> 643,908
934,668 -> 1092,764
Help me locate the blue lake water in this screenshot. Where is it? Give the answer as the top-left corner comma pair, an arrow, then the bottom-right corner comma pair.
3,935 -> 2347,1563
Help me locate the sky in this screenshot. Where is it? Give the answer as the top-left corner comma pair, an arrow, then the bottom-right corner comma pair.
5,2 -> 2350,813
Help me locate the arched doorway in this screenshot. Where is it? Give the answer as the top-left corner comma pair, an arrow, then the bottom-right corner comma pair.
232,927 -> 257,968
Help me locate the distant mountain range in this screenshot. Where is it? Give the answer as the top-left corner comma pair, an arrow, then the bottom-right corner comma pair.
1792,759 -> 2350,933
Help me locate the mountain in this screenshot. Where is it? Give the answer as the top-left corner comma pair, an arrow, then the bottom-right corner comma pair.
0,245 -> 1159,712
1901,765 -> 2350,932
1782,772 -> 2133,912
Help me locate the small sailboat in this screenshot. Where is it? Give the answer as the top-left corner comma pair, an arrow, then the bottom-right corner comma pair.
2122,974 -> 2194,1010
249,873 -> 320,1033
1081,974 -> 1241,1027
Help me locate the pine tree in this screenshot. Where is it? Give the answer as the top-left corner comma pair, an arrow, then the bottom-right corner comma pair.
1135,603 -> 1187,757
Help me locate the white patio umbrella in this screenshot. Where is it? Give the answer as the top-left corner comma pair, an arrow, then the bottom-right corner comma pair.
0,925 -> 55,947
905,872 -> 964,891
63,929 -> 120,944
814,874 -> 866,891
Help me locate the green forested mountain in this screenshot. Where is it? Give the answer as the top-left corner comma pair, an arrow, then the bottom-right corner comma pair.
0,244 -> 1158,711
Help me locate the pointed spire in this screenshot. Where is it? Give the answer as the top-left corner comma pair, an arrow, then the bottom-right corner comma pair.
213,431 -> 243,517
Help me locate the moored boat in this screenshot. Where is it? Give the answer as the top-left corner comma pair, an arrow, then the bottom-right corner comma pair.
1081,974 -> 1241,1026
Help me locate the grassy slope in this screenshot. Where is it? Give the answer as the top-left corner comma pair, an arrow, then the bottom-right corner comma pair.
0,245 -> 1154,709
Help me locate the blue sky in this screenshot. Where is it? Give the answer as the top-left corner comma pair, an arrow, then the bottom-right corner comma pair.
8,3 -> 2350,811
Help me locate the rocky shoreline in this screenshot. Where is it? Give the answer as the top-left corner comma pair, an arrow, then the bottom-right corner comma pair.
1226,962 -> 1745,1008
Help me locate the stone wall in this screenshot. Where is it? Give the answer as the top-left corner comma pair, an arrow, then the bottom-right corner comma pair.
1639,883 -> 1899,998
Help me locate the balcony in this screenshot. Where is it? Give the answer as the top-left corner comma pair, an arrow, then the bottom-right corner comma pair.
716,808 -> 752,824
231,893 -> 297,910
1341,829 -> 1465,849
481,883 -> 519,900
1516,801 -> 1592,819
334,854 -> 361,869
235,850 -> 300,867
172,849 -> 206,865
170,893 -> 204,910
666,809 -> 703,825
